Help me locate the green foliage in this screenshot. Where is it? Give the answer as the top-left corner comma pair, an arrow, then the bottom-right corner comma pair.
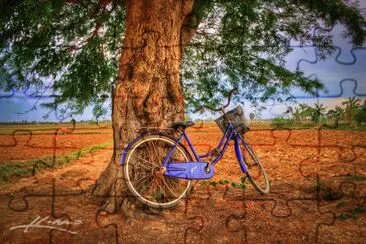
271,117 -> 294,128
218,179 -> 230,185
338,205 -> 366,220
354,109 -> 366,123
342,97 -> 362,124
310,103 -> 327,123
1,0 -> 366,117
354,101 -> 366,124
284,99 -> 366,128
230,176 -> 248,189
200,177 -> 248,190
346,174 -> 366,181
183,0 -> 366,110
92,101 -> 108,122
0,0 -> 125,117
327,106 -> 343,128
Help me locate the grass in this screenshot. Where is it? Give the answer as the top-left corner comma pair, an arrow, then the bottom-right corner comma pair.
269,119 -> 366,131
200,177 -> 249,190
329,123 -> 366,131
346,175 -> 366,181
0,141 -> 112,184
338,205 -> 366,220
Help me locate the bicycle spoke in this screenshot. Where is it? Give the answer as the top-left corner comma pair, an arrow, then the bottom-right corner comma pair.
131,173 -> 151,188
162,177 -> 179,199
166,177 -> 180,189
149,140 -> 164,167
134,155 -> 157,169
148,178 -> 158,198
138,177 -> 154,195
157,181 -> 170,201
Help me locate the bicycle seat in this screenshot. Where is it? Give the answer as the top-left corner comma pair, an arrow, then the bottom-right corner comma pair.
169,121 -> 195,130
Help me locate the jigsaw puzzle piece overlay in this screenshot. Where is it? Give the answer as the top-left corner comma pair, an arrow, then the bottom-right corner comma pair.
290,25 -> 366,99
1,181 -> 81,243
183,186 -> 246,244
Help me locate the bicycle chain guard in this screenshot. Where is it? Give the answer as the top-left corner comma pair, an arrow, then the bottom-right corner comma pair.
163,162 -> 215,179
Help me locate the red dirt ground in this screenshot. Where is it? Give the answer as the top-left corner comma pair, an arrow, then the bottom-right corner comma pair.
0,125 -> 365,243
0,126 -> 112,163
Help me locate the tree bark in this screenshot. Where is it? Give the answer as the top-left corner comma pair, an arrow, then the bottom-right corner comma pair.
92,0 -> 197,215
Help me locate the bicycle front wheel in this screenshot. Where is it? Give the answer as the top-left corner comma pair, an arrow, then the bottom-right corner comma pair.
124,134 -> 192,208
237,135 -> 270,194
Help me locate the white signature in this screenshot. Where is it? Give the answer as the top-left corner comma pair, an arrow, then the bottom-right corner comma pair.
9,215 -> 82,234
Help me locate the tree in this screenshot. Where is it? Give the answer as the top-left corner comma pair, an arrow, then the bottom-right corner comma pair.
354,100 -> 366,126
92,102 -> 108,125
326,105 -> 344,128
1,0 -> 366,214
335,105 -> 345,124
298,103 -> 313,122
342,96 -> 361,124
249,112 -> 255,122
285,105 -> 301,122
311,103 -> 327,124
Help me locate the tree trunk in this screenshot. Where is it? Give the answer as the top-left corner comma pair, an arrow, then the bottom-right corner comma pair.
92,0 -> 197,215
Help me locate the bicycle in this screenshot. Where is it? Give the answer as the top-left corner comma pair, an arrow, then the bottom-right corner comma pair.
120,88 -> 270,208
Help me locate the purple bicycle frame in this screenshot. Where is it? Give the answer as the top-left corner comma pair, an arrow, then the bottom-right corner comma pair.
120,122 -> 250,180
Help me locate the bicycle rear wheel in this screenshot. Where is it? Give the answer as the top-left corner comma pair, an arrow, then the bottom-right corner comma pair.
237,135 -> 270,194
124,134 -> 192,208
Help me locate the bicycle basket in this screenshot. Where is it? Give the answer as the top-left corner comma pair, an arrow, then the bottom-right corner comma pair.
214,105 -> 249,135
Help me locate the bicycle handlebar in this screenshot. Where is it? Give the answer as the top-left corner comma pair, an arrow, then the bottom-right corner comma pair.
195,88 -> 238,113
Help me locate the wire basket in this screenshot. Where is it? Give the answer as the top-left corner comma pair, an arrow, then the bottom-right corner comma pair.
214,105 -> 249,135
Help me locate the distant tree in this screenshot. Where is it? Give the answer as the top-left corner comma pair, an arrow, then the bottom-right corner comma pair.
328,105 -> 346,128
249,113 -> 255,122
285,105 -> 302,122
298,103 -> 313,122
284,106 -> 293,117
285,103 -> 321,124
311,103 -> 327,124
354,100 -> 366,126
335,106 -> 345,123
342,97 -> 361,124
92,103 -> 108,125
327,107 -> 342,128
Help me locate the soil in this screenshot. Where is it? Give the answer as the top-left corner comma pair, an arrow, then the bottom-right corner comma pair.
0,126 -> 112,163
0,125 -> 365,243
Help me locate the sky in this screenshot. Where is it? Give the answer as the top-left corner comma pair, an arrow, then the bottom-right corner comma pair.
1,4 -> 366,122
253,24 -> 366,119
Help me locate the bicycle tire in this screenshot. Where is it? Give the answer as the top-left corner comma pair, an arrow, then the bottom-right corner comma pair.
237,135 -> 270,194
123,134 -> 193,208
